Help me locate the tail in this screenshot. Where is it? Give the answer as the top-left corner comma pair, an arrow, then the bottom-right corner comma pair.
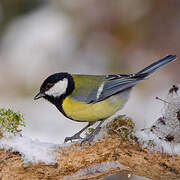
136,55 -> 176,77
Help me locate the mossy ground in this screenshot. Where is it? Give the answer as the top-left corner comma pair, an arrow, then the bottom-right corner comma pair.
86,115 -> 136,142
106,115 -> 136,142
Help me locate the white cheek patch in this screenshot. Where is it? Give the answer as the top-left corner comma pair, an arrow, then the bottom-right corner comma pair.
45,78 -> 68,97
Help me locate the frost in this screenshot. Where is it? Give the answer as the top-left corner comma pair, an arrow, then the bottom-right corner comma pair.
136,85 -> 180,154
0,135 -> 59,164
136,130 -> 180,154
64,161 -> 126,179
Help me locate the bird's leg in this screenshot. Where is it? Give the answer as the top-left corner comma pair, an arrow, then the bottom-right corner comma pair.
81,119 -> 106,145
64,122 -> 95,143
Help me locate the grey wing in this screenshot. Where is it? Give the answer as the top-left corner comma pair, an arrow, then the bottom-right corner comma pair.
74,55 -> 176,104
86,76 -> 141,103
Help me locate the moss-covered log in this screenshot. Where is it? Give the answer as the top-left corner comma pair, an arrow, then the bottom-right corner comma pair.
0,135 -> 180,180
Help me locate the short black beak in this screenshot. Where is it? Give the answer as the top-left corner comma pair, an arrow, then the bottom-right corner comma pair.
34,92 -> 45,100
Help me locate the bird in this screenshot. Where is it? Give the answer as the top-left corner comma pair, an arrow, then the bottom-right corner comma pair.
34,55 -> 176,144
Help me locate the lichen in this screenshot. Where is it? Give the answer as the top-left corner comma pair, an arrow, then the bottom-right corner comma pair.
0,108 -> 25,138
106,115 -> 136,142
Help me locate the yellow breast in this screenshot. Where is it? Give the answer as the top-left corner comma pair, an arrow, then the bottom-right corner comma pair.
62,95 -> 126,122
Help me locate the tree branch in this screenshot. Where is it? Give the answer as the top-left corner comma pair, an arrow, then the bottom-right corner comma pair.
0,133 -> 180,180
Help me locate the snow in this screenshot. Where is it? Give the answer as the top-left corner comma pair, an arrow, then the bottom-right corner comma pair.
64,161 -> 126,179
136,85 -> 180,154
0,135 -> 59,165
136,130 -> 180,154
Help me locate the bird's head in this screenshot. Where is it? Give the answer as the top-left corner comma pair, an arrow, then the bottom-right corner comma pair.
34,72 -> 74,103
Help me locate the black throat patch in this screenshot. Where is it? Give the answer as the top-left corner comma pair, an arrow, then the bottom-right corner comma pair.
43,73 -> 75,119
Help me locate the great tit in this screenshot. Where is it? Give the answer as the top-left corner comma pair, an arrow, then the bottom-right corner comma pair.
34,55 -> 176,144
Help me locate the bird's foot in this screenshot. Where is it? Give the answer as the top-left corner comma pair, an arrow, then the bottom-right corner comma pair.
81,127 -> 101,145
64,133 -> 83,143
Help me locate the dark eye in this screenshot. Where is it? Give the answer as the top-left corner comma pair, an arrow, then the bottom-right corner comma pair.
46,83 -> 54,90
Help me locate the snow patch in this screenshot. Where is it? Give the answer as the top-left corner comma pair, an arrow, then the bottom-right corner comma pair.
0,135 -> 59,164
64,161 -> 126,179
136,85 -> 180,154
136,130 -> 180,154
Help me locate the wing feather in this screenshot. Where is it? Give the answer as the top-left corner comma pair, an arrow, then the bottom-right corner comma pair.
71,74 -> 141,104
86,77 -> 140,103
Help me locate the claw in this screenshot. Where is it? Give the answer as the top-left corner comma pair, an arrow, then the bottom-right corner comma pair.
64,122 -> 95,143
81,127 -> 101,145
64,134 -> 83,143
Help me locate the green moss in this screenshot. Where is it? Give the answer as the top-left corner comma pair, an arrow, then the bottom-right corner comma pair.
85,128 -> 95,136
106,115 -> 136,142
0,108 -> 25,138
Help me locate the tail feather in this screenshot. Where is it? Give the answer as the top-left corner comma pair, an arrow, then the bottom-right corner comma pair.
136,55 -> 176,77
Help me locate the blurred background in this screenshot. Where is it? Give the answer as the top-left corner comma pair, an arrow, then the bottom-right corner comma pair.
0,0 -> 179,179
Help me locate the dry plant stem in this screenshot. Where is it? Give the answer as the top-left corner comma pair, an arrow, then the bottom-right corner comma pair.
0,136 -> 180,180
